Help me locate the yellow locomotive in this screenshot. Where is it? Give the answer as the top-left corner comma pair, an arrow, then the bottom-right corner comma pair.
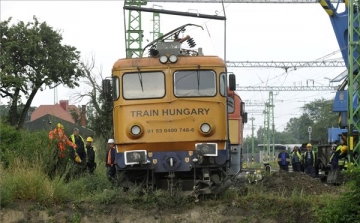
103,24 -> 243,196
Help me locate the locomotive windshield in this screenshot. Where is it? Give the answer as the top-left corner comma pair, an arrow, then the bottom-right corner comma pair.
123,71 -> 165,99
174,70 -> 216,97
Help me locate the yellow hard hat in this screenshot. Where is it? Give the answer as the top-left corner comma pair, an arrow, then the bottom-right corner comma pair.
86,137 -> 93,142
57,123 -> 64,129
75,155 -> 81,163
341,145 -> 348,154
306,143 -> 312,147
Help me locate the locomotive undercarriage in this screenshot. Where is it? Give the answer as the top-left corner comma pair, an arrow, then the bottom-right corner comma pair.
115,165 -> 232,199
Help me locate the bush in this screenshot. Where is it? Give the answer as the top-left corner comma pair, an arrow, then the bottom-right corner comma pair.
315,166 -> 360,223
0,122 -> 113,207
0,122 -> 50,170
66,171 -> 112,200
0,159 -> 70,207
0,123 -> 22,168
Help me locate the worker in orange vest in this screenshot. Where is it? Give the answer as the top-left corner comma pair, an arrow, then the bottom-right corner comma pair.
106,139 -> 116,184
49,123 -> 77,159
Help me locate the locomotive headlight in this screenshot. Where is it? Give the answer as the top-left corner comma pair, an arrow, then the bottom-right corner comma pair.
198,122 -> 215,136
169,54 -> 178,63
131,125 -> 141,135
159,55 -> 168,64
126,122 -> 144,139
200,123 -> 211,133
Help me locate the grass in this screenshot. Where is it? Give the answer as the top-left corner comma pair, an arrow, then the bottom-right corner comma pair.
220,187 -> 318,223
0,151 -> 341,223
1,124 -> 359,223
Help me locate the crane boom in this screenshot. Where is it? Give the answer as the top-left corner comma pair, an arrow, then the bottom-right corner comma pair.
319,0 -> 360,166
146,0 -> 342,3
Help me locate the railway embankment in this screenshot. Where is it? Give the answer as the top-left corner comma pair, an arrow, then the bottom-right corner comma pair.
2,169 -> 358,223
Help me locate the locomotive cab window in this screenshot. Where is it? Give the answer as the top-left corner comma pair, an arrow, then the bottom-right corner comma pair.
219,73 -> 227,96
112,76 -> 120,100
174,70 -> 216,97
227,97 -> 234,114
123,71 -> 165,99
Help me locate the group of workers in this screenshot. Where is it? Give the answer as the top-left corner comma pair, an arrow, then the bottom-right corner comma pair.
48,123 -> 96,179
277,143 -> 317,177
277,142 -> 349,177
48,123 -> 117,184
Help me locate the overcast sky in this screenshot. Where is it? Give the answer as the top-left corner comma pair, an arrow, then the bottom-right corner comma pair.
1,1 -> 346,137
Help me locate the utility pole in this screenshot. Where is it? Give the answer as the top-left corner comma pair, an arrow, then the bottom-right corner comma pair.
53,86 -> 58,105
269,91 -> 275,161
125,0 -> 146,58
250,117 -> 255,163
263,92 -> 275,161
151,4 -> 162,41
264,104 -> 270,162
247,144 -> 249,165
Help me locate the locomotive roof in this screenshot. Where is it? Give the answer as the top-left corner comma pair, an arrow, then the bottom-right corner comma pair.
113,55 -> 226,70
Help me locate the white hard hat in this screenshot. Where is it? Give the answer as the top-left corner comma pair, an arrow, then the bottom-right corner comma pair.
108,139 -> 115,144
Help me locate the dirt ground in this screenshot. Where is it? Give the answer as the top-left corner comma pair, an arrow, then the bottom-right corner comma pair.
0,201 -> 281,223
0,170 -> 339,223
259,170 -> 339,196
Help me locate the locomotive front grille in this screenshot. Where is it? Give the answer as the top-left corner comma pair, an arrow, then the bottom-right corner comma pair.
124,150 -> 147,165
195,143 -> 218,156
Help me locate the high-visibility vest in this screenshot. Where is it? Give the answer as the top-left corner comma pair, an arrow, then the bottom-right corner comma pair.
330,153 -> 335,163
303,151 -> 316,166
70,134 -> 85,152
107,148 -> 115,165
291,151 -> 302,162
338,158 -> 346,166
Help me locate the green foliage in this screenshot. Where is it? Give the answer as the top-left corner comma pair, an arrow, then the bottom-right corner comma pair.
66,172 -> 112,201
284,113 -> 313,143
86,92 -> 113,140
0,122 -> 52,170
0,104 -> 10,122
0,122 -> 114,207
70,212 -> 81,223
245,98 -> 338,145
315,166 -> 360,223
93,136 -> 109,165
0,160 -> 72,207
0,122 -> 21,167
301,98 -> 338,143
0,16 -> 85,128
69,107 -> 82,125
283,98 -> 338,144
216,186 -> 318,222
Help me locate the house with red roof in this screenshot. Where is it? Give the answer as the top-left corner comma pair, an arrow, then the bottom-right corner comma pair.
24,100 -> 92,136
30,100 -> 86,126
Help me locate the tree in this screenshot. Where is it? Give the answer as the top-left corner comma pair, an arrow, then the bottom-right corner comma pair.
243,98 -> 338,148
89,91 -> 113,139
69,106 -> 82,126
301,98 -> 338,143
72,55 -> 113,139
281,98 -> 338,144
274,131 -> 298,144
0,16 -> 85,129
284,113 -> 313,143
